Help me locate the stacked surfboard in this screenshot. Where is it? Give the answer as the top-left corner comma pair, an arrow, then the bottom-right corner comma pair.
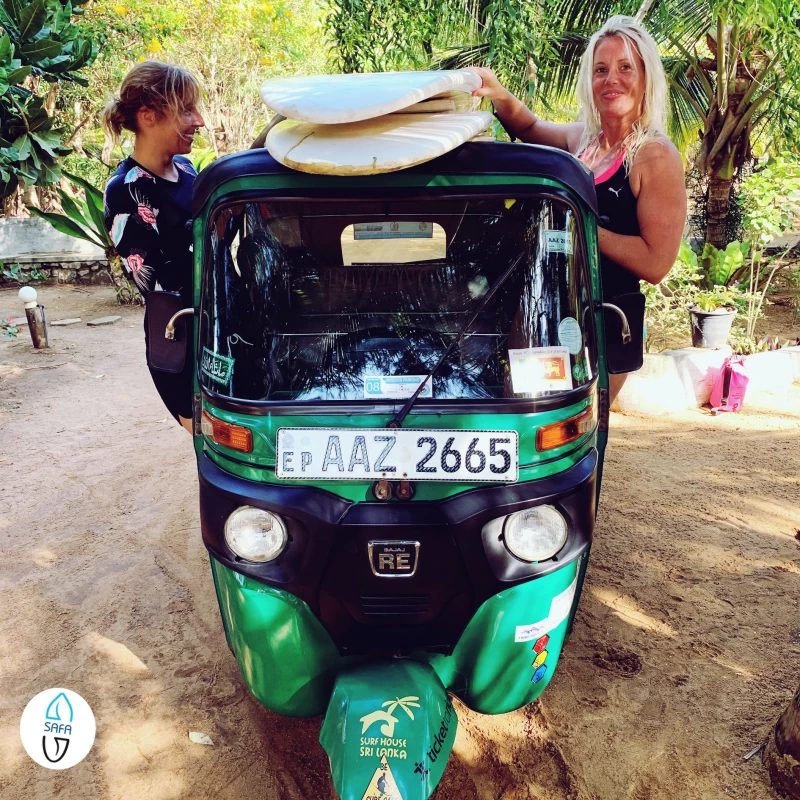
259,70 -> 493,176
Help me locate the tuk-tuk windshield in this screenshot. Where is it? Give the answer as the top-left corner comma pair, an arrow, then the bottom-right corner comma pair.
201,196 -> 597,402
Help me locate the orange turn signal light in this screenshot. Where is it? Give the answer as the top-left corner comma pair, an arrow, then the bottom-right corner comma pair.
201,410 -> 253,453
536,404 -> 596,452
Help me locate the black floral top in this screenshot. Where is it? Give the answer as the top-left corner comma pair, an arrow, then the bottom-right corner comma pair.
103,155 -> 197,299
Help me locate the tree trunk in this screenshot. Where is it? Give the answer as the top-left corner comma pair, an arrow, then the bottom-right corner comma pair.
706,172 -> 733,249
764,684 -> 800,799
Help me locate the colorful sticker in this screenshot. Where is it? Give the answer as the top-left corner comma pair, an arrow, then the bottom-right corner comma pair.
514,619 -> 550,643
515,575 -> 579,642
531,665 -> 548,684
532,650 -> 548,669
361,754 -> 404,800
201,347 -> 234,386
533,634 -> 550,654
545,229 -> 573,255
364,375 -> 432,400
508,346 -> 573,395
558,316 -> 583,355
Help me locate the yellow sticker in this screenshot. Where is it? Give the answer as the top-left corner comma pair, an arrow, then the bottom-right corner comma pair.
362,754 -> 404,800
533,650 -> 548,669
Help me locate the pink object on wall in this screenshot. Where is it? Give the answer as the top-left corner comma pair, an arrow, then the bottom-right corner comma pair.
709,356 -> 749,412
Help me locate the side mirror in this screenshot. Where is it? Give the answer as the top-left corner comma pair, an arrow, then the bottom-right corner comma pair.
146,291 -> 194,373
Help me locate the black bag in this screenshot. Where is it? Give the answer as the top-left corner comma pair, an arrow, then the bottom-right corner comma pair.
603,291 -> 645,374
145,291 -> 189,374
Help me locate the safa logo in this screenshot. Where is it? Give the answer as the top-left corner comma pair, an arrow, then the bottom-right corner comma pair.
20,688 -> 96,770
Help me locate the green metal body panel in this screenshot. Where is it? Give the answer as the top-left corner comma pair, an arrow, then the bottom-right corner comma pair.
210,556 -> 358,717
423,559 -> 577,713
320,661 -> 455,800
200,397 -> 595,502
211,555 -> 578,718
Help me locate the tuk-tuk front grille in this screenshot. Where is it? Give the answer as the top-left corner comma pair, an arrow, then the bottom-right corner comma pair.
360,594 -> 430,616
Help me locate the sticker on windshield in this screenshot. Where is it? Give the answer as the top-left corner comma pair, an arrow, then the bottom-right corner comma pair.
201,347 -> 234,386
545,229 -> 573,255
364,375 -> 432,400
354,221 -> 433,240
508,346 -> 573,395
558,317 -> 583,355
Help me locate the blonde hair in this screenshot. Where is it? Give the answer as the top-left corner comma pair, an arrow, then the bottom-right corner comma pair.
575,15 -> 668,170
101,61 -> 202,143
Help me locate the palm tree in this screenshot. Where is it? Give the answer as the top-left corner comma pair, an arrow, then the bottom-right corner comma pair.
764,685 -> 800,798
533,0 -> 800,249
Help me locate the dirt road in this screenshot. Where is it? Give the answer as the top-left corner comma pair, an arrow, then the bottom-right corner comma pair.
1,286 -> 798,800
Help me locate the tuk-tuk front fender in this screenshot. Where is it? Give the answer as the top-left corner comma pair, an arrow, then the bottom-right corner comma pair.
320,661 -> 456,800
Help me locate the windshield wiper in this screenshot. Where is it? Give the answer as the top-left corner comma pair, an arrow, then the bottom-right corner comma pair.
388,252 -> 526,429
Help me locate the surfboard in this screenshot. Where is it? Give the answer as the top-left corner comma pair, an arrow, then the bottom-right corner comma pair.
265,111 -> 494,175
259,70 -> 482,125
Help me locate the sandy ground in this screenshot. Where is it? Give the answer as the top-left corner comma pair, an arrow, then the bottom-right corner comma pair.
0,285 -> 798,800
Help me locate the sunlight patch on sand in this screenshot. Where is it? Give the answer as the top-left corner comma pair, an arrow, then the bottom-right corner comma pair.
590,588 -> 677,638
87,632 -> 149,673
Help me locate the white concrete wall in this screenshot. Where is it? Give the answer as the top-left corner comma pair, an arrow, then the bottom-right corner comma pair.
0,217 -> 105,264
613,346 -> 800,415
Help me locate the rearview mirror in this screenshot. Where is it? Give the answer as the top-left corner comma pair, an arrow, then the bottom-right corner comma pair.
146,291 -> 193,373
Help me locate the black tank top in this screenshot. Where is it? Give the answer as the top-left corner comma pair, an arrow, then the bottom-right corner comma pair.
594,158 -> 641,297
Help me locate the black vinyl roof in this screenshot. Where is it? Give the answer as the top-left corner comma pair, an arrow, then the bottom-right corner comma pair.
192,140 -> 598,217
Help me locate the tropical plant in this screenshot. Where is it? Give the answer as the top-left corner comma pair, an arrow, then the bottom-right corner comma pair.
642,239 -> 702,352
0,0 -> 97,201
735,157 -> 800,339
26,170 -> 140,303
691,286 -> 737,312
698,240 -> 749,289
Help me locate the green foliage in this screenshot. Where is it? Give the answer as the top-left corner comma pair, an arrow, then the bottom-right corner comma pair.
325,0 -> 554,105
699,241 -> 750,288
643,240 -> 703,352
0,0 -> 98,197
739,157 -> 800,248
72,0 -> 326,156
1,260 -> 45,281
691,286 -> 738,312
27,167 -> 111,249
728,328 -> 798,355
189,147 -> 216,172
1,315 -> 20,336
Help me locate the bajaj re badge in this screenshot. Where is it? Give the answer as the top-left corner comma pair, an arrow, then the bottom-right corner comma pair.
369,541 -> 419,577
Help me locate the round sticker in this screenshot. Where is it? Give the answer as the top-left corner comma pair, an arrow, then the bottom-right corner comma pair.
20,688 -> 96,769
558,317 -> 583,355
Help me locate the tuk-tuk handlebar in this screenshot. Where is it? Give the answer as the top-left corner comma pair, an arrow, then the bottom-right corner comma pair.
165,307 -> 195,340
601,303 -> 632,344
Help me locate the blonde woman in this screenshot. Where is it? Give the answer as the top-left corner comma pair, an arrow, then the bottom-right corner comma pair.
102,62 -> 205,430
473,15 -> 686,401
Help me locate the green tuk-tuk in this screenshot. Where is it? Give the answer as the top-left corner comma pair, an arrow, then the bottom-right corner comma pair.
148,138 -> 637,800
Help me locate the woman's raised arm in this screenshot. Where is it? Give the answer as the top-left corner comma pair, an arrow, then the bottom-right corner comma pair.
470,67 -> 584,153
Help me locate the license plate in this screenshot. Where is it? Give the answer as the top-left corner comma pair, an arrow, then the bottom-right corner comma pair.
276,428 -> 518,482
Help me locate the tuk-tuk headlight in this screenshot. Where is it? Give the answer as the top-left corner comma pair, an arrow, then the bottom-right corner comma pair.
503,505 -> 567,562
224,506 -> 287,563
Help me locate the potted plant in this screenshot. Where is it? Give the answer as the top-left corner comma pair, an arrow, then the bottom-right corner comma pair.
689,286 -> 738,348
